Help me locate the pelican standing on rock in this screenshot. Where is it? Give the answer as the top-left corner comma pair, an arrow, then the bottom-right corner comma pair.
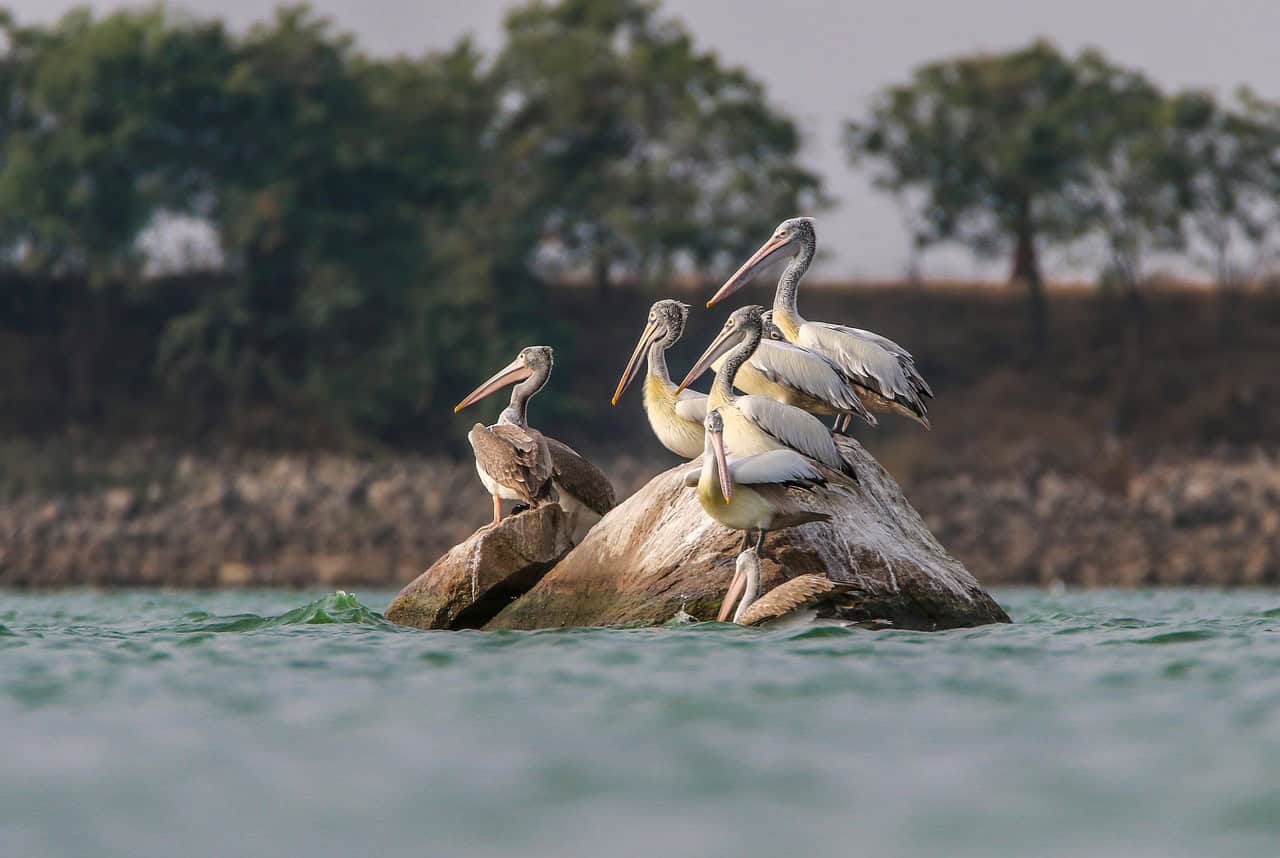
611,300 -> 708,459
709,217 -> 933,429
455,346 -> 616,532
677,306 -> 856,477
717,548 -> 858,628
686,407 -> 834,555
710,326 -> 876,430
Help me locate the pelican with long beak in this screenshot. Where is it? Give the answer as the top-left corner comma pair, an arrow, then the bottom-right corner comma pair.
717,548 -> 858,628
709,217 -> 933,429
685,407 -> 834,557
456,346 -> 616,532
676,306 -> 856,477
710,324 -> 875,431
611,300 -> 708,459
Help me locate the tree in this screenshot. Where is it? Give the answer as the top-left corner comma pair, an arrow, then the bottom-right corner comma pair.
847,40 -> 1132,351
0,7 -> 234,279
493,0 -> 822,295
1071,55 -> 1182,295
1168,89 -> 1280,290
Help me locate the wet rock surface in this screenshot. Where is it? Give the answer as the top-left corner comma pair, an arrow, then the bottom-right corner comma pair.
489,437 -> 1010,631
384,504 -> 574,630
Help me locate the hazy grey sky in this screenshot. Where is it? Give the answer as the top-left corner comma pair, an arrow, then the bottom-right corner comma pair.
12,0 -> 1280,277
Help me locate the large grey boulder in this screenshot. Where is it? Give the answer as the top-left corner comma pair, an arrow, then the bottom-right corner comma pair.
385,504 -> 574,630
487,437 -> 1009,630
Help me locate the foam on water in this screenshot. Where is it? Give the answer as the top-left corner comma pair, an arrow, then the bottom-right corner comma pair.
2,588 -> 1280,858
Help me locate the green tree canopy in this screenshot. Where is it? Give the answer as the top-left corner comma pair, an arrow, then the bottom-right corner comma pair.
494,0 -> 823,293
846,40 -> 1155,349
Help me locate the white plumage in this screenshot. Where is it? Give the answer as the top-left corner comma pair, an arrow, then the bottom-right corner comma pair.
734,395 -> 845,472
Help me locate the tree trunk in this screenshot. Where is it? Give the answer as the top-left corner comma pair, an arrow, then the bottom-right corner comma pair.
1010,224 -> 1049,354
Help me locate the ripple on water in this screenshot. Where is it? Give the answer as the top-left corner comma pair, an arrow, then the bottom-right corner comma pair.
2,588 -> 1280,858
1130,629 -> 1221,645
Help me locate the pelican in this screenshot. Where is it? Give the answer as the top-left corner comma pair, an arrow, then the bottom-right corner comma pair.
455,346 -> 616,531
711,328 -> 876,430
611,300 -> 708,459
676,306 -> 856,477
709,217 -> 933,429
717,548 -> 857,628
685,406 -> 833,556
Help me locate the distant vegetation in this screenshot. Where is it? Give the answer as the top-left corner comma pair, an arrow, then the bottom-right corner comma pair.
0,1 -> 820,443
0,2 -> 1276,447
847,40 -> 1280,348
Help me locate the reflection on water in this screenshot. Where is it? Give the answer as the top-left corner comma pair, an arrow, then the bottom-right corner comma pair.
2,588 -> 1279,858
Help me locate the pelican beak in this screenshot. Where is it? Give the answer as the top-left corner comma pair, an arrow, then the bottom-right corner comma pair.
717,563 -> 747,622
675,325 -> 740,394
611,320 -> 662,405
710,425 -> 732,503
454,357 -> 531,413
707,234 -> 791,308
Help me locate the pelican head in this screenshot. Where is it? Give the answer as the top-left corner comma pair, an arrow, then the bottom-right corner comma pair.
611,300 -> 691,405
708,217 -> 816,308
676,305 -> 765,394
704,407 -> 732,503
717,548 -> 759,622
455,345 -> 553,413
760,309 -> 786,341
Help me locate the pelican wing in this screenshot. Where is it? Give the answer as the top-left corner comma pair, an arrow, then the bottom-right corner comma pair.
468,423 -> 555,503
750,340 -> 870,417
674,388 -> 709,422
727,449 -> 825,488
545,437 -> 617,515
736,395 -> 845,472
798,322 -> 933,408
739,575 -> 843,627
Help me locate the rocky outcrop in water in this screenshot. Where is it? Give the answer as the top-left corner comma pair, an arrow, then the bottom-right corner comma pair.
487,437 -> 1009,631
384,504 -> 574,630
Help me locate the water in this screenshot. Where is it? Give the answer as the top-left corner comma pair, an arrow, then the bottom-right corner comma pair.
2,589 -> 1279,858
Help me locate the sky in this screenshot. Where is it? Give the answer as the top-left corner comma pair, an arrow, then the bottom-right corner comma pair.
11,0 -> 1280,278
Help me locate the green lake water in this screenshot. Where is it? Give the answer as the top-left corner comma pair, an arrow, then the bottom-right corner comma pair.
2,588 -> 1279,858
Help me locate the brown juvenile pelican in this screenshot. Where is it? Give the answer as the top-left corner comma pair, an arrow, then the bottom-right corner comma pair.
611,300 -> 708,459
455,346 -> 616,531
685,407 -> 833,556
717,548 -> 857,628
709,217 -> 932,429
676,306 -> 856,477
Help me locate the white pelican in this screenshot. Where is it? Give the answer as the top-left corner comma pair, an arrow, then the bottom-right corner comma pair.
710,217 -> 933,429
676,306 -> 857,478
717,548 -> 857,628
456,346 -> 616,530
611,300 -> 708,459
711,331 -> 876,430
685,406 -> 833,556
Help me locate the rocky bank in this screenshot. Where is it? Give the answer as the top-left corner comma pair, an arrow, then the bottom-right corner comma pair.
1,443 -> 1277,591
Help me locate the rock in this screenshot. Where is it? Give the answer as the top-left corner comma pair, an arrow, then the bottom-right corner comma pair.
488,437 -> 1010,631
385,504 -> 575,630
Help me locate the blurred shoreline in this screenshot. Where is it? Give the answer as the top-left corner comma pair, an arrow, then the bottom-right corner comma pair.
2,441 -> 1276,590
3,282 -> 1277,589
